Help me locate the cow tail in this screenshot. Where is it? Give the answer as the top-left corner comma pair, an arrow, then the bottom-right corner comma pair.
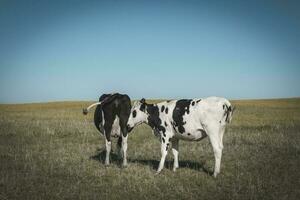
82,93 -> 118,115
222,101 -> 235,123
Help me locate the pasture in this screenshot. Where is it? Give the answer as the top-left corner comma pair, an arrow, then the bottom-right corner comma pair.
0,98 -> 299,200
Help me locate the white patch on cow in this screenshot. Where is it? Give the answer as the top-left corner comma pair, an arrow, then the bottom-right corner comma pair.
98,110 -> 105,133
111,116 -> 121,137
127,101 -> 149,128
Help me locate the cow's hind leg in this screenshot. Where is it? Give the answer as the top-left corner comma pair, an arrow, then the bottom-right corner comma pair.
219,125 -> 226,150
121,135 -> 128,167
206,125 -> 223,177
120,119 -> 128,167
105,138 -> 111,166
171,138 -> 179,172
104,123 -> 112,166
116,136 -> 122,158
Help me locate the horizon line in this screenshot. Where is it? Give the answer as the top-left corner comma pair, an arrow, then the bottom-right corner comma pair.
1,96 -> 299,106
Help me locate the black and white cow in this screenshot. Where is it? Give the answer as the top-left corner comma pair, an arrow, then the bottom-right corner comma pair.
127,97 -> 234,177
83,93 -> 131,167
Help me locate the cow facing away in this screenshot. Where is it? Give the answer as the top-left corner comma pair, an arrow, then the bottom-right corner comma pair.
127,97 -> 234,177
83,93 -> 131,167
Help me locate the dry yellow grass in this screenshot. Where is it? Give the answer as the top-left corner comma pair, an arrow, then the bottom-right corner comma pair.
0,98 -> 300,200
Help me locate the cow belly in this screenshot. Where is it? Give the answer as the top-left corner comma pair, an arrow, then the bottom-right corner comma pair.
111,116 -> 121,137
174,128 -> 207,141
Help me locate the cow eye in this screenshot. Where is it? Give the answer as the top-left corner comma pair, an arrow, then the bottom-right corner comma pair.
132,110 -> 137,118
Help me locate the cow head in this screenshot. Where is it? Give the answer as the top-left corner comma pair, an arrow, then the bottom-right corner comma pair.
127,98 -> 148,132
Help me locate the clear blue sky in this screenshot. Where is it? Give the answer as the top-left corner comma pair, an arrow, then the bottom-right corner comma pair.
0,0 -> 299,103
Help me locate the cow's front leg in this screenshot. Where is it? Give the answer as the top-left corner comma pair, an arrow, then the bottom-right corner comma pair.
171,138 -> 179,172
156,134 -> 170,174
105,138 -> 111,166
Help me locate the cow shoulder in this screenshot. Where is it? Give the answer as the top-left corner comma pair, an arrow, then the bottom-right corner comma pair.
172,99 -> 192,134
147,105 -> 166,134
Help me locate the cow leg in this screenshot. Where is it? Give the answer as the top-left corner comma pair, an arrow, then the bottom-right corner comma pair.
171,138 -> 179,172
104,123 -> 112,166
120,119 -> 128,167
105,138 -> 111,166
207,126 -> 223,177
117,136 -> 122,157
121,135 -> 128,167
219,125 -> 226,150
156,134 -> 170,174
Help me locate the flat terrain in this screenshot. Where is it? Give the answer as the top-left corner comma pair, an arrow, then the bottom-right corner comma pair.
0,98 -> 300,200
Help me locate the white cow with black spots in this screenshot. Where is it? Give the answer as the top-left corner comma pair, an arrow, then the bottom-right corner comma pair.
127,97 -> 235,177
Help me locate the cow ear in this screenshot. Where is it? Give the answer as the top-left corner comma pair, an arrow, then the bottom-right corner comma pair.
140,102 -> 146,112
140,98 -> 146,104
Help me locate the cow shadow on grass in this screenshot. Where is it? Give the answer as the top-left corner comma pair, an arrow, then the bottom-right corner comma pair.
90,149 -> 213,175
90,149 -> 121,165
128,158 -> 213,175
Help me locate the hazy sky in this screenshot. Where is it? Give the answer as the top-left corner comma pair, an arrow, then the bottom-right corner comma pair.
0,0 -> 299,103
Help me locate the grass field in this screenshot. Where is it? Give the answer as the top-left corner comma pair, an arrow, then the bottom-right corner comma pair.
0,98 -> 300,200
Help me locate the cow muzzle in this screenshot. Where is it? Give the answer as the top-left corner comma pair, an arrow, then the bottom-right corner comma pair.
127,124 -> 133,133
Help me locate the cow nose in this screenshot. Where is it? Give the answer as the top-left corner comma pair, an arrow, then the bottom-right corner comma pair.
127,124 -> 133,132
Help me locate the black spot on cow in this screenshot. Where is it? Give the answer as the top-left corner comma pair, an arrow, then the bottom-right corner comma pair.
161,105 -> 165,112
223,104 -> 232,122
186,109 -> 190,114
187,133 -> 191,136
162,132 -> 166,137
169,138 -> 171,142
179,127 -> 184,133
164,121 -> 168,127
132,110 -> 137,118
191,101 -> 195,106
172,99 -> 192,134
196,99 -> 201,103
166,143 -> 170,151
162,137 -> 165,143
165,107 -> 168,114
146,104 -> 166,134
171,122 -> 177,131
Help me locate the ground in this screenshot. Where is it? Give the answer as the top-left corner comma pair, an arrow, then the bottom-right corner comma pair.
0,98 -> 299,200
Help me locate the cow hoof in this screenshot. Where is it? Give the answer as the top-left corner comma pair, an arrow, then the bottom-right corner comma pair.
173,166 -> 179,172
